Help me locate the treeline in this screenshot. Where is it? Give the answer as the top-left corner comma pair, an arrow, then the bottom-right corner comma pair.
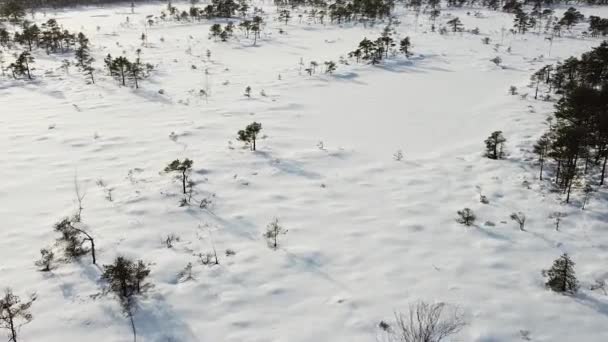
531,42 -> 608,202
0,0 -> 157,9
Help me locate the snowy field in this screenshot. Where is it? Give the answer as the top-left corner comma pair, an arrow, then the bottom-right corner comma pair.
1,2 -> 608,341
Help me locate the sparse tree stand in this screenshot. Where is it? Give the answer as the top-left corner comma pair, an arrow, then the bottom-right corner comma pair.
165,159 -> 193,195
0,289 -> 35,342
484,131 -> 506,159
543,253 -> 579,294
238,122 -> 262,151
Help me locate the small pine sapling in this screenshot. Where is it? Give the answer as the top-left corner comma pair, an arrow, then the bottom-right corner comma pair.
265,218 -> 287,249
34,248 -> 55,272
456,208 -> 476,226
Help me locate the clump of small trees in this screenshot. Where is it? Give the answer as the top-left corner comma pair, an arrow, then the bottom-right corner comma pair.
484,131 -> 506,159
7,51 -> 34,80
209,22 -> 235,41
104,51 -> 153,88
348,26 -> 413,65
238,122 -> 262,151
526,43 -> 608,203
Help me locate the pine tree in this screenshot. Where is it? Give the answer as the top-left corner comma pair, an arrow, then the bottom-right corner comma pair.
484,131 -> 506,159
543,253 -> 579,294
559,7 -> 584,30
14,22 -> 40,51
0,289 -> 35,342
128,49 -> 148,89
533,133 -> 551,180
447,17 -> 463,32
111,56 -> 131,86
237,122 -> 262,151
513,9 -> 531,34
74,32 -> 95,84
210,23 -> 222,40
399,37 -> 412,58
0,0 -> 25,23
278,9 -> 291,25
456,208 -> 476,226
265,218 -> 287,249
101,256 -> 150,342
8,51 -> 34,80
164,159 -> 193,195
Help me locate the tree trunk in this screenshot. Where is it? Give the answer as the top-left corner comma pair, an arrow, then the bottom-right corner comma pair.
539,157 -> 544,180
566,172 -> 573,203
8,310 -> 17,342
89,238 -> 96,264
182,170 -> 186,194
128,308 -> 137,342
25,60 -> 31,80
601,155 -> 607,186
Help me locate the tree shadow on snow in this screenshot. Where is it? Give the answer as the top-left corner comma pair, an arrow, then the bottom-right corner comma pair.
574,292 -> 608,318
132,293 -> 198,342
254,150 -> 322,180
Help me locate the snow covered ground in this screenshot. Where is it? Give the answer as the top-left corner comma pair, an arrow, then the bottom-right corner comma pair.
1,2 -> 608,341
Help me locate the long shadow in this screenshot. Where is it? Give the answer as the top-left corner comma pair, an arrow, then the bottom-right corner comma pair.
473,225 -> 512,242
574,292 -> 608,318
133,293 -> 199,342
254,150 -> 322,180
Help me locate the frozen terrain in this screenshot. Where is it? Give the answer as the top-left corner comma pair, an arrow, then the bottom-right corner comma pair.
1,2 -> 608,341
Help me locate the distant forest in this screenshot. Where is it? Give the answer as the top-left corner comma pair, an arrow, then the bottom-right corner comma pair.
0,0 -> 158,9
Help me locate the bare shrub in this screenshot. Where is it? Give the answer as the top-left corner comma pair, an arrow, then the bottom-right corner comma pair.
162,233 -> 180,248
388,301 -> 466,342
510,212 -> 526,231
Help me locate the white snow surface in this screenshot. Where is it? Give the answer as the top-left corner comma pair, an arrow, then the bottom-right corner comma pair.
1,2 -> 608,341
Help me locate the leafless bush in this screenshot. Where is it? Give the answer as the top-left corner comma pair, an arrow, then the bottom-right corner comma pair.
162,233 -> 180,248
510,212 -> 526,231
177,262 -> 195,282
387,301 -> 466,342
